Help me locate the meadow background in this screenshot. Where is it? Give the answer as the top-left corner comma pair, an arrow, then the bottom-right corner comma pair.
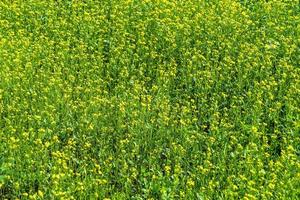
0,0 -> 299,199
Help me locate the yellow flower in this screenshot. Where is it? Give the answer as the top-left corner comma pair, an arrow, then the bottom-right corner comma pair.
38,190 -> 44,198
187,179 -> 195,188
164,165 -> 171,174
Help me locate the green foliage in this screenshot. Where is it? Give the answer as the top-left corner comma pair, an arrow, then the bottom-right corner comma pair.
0,0 -> 299,199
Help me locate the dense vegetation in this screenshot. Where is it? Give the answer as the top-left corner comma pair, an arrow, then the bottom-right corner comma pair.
0,0 -> 299,199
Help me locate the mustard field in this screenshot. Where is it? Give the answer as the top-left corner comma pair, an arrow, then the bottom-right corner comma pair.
0,0 -> 299,199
